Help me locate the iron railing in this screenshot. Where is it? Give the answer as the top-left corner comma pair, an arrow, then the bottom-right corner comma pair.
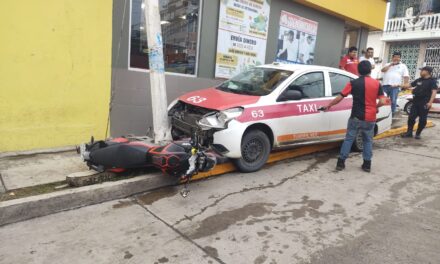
385,13 -> 440,32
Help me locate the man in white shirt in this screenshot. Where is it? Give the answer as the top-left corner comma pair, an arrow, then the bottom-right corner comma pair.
381,51 -> 410,114
360,47 -> 377,78
360,47 -> 375,69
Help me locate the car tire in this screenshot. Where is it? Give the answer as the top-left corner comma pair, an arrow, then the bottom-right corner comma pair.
404,101 -> 413,115
352,130 -> 363,152
233,130 -> 271,173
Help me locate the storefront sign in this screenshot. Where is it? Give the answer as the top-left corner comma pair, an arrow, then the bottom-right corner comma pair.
275,10 -> 318,65
215,0 -> 271,79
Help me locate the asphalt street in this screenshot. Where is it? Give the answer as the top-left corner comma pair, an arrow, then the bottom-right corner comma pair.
0,121 -> 439,264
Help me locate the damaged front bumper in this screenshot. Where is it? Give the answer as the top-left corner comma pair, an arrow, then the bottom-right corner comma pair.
169,101 -> 245,158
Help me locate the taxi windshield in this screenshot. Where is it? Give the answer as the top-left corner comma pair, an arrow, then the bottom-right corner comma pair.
216,68 -> 293,96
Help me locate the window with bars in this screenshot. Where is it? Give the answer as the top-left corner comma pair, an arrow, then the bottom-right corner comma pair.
425,41 -> 440,78
388,42 -> 420,80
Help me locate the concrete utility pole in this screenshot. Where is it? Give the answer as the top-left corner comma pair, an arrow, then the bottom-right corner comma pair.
144,0 -> 171,144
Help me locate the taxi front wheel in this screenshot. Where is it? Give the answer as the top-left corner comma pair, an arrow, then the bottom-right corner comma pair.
233,130 -> 271,173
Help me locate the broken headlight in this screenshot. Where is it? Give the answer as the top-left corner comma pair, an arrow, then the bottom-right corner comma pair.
197,107 -> 243,130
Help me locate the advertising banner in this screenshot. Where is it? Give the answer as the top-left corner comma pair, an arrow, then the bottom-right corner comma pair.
215,0 -> 271,79
275,10 -> 318,65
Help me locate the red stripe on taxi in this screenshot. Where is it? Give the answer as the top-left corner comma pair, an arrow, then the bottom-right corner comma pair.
236,98 -> 353,123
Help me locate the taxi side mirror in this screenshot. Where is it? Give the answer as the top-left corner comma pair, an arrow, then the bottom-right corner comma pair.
277,90 -> 303,102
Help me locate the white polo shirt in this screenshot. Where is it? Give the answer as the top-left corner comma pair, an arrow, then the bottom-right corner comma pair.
382,63 -> 410,86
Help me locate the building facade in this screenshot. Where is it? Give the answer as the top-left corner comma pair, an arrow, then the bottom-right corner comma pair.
0,0 -> 112,152
110,0 -> 387,137
382,0 -> 440,79
0,0 -> 387,152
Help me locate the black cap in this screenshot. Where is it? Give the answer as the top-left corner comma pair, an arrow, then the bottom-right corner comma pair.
419,66 -> 433,74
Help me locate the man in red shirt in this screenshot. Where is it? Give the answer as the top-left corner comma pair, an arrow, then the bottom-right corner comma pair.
323,61 -> 387,172
339,46 -> 359,76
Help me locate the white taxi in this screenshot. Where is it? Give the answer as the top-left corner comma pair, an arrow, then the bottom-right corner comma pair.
168,63 -> 392,172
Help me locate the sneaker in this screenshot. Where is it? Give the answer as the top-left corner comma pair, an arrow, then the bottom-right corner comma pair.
362,160 -> 371,172
415,134 -> 421,139
336,158 -> 345,171
401,132 -> 413,138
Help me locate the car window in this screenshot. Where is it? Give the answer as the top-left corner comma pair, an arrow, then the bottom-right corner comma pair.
287,72 -> 325,99
216,68 -> 293,96
330,72 -> 353,96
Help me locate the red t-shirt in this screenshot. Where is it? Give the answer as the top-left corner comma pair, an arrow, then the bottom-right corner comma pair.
339,55 -> 359,76
340,76 -> 385,122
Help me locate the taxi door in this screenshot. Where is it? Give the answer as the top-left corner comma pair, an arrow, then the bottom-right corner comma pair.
272,71 -> 331,146
326,71 -> 355,139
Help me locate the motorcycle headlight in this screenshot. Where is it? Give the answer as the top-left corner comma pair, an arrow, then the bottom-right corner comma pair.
198,107 -> 243,130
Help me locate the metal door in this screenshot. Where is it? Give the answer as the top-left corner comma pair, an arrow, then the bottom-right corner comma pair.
424,41 -> 440,78
388,42 -> 420,80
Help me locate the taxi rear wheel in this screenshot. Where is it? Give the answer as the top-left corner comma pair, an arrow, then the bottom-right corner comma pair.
404,101 -> 413,115
352,130 -> 364,152
233,130 -> 271,173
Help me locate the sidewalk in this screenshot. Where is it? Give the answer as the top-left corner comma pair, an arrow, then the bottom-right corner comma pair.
0,150 -> 87,193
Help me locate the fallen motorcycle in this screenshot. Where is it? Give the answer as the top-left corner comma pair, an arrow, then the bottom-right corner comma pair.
77,130 -> 217,197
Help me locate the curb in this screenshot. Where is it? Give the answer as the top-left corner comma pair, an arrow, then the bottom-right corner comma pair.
374,120 -> 434,140
0,146 -> 76,158
190,142 -> 340,181
192,121 -> 434,181
0,121 -> 435,226
0,173 -> 176,226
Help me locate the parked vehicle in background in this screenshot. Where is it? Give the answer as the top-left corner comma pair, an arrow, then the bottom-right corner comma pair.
168,63 -> 392,172
398,86 -> 440,114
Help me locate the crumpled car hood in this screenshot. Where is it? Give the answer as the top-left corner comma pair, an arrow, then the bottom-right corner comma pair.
178,87 -> 260,111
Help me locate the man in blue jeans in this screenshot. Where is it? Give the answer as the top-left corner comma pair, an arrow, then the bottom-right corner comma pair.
323,61 -> 387,172
381,51 -> 410,115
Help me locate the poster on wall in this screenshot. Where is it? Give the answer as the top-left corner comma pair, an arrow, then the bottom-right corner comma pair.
275,10 -> 318,65
215,0 -> 271,79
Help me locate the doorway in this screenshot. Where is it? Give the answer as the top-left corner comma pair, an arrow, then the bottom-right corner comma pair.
341,24 -> 360,57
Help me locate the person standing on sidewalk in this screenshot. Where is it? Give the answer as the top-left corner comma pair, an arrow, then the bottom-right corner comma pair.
322,61 -> 387,172
401,66 -> 438,139
339,46 -> 359,76
360,47 -> 375,69
381,51 -> 410,115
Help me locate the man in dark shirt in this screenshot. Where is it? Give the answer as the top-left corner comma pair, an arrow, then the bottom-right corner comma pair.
323,61 -> 387,172
401,66 -> 438,139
